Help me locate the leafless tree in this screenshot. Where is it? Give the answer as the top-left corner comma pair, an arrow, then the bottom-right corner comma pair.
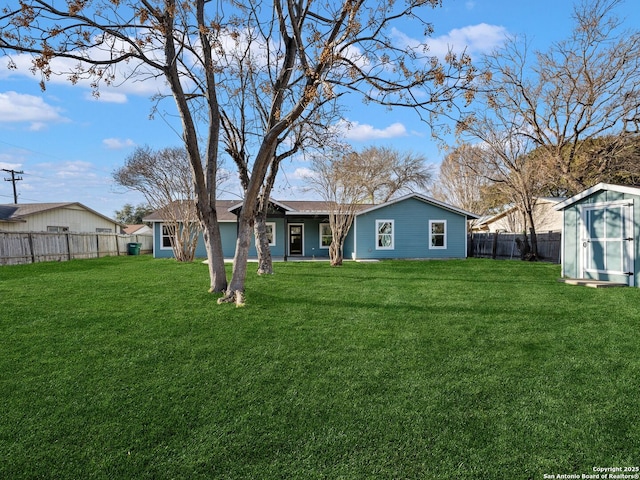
1,0 -> 233,292
456,0 -> 640,258
113,146 -> 227,262
1,0 -> 477,303
472,0 -> 640,197
218,42 -> 345,275
304,150 -> 369,266
213,0 -> 477,303
346,147 -> 433,204
431,144 -> 495,222
454,115 -> 544,258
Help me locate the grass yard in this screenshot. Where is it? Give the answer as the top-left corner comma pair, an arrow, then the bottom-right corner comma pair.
1,256 -> 639,479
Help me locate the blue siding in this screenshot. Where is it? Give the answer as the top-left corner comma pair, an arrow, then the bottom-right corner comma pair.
152,222 -> 174,259
152,221 -> 234,259
284,217 -> 330,258
151,196 -> 471,261
560,189 -> 640,286
353,197 -> 468,259
219,222 -> 237,258
561,205 -> 581,278
154,217 -> 324,259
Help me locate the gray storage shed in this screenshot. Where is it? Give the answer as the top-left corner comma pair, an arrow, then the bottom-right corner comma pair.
554,183 -> 640,287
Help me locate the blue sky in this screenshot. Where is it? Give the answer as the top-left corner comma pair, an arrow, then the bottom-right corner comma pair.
1,0 -> 638,219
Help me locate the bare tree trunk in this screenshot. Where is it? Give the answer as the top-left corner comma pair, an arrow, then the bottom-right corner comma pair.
163,3 -> 227,293
254,211 -> 273,274
253,157 -> 283,275
218,206 -> 253,303
198,201 -> 228,292
329,241 -> 343,266
526,208 -> 539,260
220,138 -> 280,303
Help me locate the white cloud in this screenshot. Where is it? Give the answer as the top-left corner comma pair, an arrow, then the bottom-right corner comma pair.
291,167 -> 315,180
28,122 -> 48,132
0,160 -> 23,170
0,91 -> 67,128
337,120 -> 408,141
85,90 -> 129,104
40,160 -> 99,179
426,23 -> 508,57
103,138 -> 136,150
1,50 -> 168,104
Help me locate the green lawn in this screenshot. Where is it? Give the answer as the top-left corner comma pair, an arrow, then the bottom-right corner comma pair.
1,256 -> 639,479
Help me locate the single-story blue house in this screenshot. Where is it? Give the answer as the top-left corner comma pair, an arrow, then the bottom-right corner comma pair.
554,183 -> 640,287
144,193 -> 479,261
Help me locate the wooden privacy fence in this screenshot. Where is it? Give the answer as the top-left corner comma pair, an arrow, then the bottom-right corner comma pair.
468,231 -> 562,264
0,232 -> 153,266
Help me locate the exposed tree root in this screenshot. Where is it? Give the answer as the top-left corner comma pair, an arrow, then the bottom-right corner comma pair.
234,290 -> 245,307
216,290 -> 245,307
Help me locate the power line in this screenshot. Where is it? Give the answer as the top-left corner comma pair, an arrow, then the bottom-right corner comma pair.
2,168 -> 24,203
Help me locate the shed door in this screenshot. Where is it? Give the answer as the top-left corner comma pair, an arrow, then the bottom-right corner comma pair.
581,201 -> 634,285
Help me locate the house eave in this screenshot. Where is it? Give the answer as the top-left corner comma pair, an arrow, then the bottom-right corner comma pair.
356,193 -> 480,219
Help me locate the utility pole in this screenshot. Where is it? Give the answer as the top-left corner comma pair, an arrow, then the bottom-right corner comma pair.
2,168 -> 23,204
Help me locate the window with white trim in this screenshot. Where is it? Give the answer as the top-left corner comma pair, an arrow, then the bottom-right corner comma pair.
429,220 -> 447,249
376,220 -> 394,250
161,224 -> 175,249
265,222 -> 276,246
319,223 -> 332,249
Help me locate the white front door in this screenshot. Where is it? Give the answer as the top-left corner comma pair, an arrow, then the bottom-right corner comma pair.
581,201 -> 635,285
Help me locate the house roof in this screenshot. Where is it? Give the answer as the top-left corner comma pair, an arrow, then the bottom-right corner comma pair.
554,183 -> 640,210
356,193 -> 480,219
145,195 -> 480,221
282,200 -> 373,216
123,224 -> 152,234
478,197 -> 566,226
143,200 -> 240,222
0,205 -> 21,222
0,202 -> 124,226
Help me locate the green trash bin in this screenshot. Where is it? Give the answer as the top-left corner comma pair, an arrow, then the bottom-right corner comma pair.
127,242 -> 141,255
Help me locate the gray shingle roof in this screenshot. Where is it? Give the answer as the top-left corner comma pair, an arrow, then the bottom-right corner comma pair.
0,202 -> 124,226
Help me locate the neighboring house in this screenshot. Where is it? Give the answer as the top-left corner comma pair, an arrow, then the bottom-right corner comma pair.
554,183 -> 640,287
144,193 -> 479,261
123,224 -> 153,235
0,203 -> 124,233
472,197 -> 565,233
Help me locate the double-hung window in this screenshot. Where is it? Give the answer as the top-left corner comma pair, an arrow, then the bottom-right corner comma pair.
320,223 -> 332,248
376,220 -> 394,249
265,222 -> 276,246
429,220 -> 447,249
161,224 -> 175,249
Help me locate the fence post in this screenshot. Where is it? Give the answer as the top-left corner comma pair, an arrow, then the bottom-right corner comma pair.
66,233 -> 72,261
491,232 -> 499,259
26,233 -> 35,264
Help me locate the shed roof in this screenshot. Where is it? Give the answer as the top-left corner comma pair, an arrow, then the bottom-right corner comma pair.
553,183 -> 640,210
